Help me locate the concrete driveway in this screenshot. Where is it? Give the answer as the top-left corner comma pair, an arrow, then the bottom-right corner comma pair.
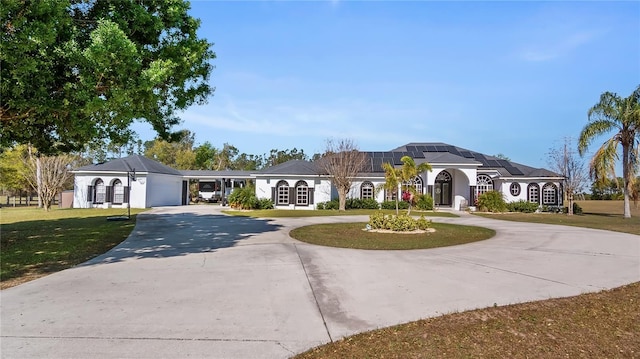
1,206 -> 639,358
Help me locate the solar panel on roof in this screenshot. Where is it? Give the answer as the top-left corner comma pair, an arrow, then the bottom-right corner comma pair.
426,145 -> 437,152
406,146 -> 417,152
435,146 -> 448,152
497,160 -> 511,167
411,151 -> 425,158
505,166 -> 524,176
448,147 -> 461,156
486,160 -> 500,167
416,146 -> 427,152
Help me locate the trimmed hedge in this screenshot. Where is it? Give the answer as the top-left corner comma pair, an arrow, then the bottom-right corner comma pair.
316,198 -> 380,210
506,200 -> 539,213
368,211 -> 431,231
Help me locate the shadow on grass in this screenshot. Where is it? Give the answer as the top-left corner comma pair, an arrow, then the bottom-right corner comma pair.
81,212 -> 282,266
1,211 -> 282,286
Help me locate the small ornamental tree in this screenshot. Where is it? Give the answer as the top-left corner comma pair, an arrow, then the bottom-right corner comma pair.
316,139 -> 369,211
379,162 -> 402,215
399,156 -> 432,215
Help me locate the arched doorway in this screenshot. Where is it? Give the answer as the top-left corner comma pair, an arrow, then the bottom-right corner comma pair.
434,170 -> 452,206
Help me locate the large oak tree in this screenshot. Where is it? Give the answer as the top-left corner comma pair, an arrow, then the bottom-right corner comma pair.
1,0 -> 215,154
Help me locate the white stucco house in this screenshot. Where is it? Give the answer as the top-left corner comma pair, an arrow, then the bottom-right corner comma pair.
72,142 -> 564,210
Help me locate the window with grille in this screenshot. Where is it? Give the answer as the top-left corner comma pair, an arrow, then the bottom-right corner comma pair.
296,181 -> 308,205
113,179 -> 124,204
528,183 -> 540,203
361,181 -> 374,199
542,183 -> 557,205
276,180 -> 289,205
476,174 -> 493,196
95,179 -> 106,203
510,183 -> 521,196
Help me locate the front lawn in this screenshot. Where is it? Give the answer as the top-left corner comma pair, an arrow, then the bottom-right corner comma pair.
475,200 -> 640,235
290,222 -> 494,250
296,282 -> 639,359
223,208 -> 458,218
1,207 -> 146,289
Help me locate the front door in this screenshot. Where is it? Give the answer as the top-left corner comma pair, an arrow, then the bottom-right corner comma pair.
434,171 -> 452,206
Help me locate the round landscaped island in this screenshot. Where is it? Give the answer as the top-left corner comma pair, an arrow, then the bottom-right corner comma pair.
289,222 -> 495,250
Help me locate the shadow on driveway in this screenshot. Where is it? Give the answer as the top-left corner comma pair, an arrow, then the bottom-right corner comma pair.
81,212 -> 282,266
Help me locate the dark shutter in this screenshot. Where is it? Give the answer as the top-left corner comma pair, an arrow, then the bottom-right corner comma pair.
124,187 -> 130,203
271,187 -> 276,203
309,188 -> 314,204
427,185 -> 433,197
87,185 -> 94,202
470,186 -> 476,204
105,186 -> 113,202
289,187 -> 295,205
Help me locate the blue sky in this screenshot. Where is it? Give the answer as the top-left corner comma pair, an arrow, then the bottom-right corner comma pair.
134,0 -> 639,170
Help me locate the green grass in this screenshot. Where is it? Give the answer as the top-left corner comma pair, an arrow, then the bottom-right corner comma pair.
0,207 -> 146,289
296,282 -> 640,359
290,222 -> 495,250
223,208 -> 458,218
475,200 -> 640,235
294,200 -> 640,358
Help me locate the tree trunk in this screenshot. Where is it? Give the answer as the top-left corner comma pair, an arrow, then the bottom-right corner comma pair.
568,192 -> 574,216
622,144 -> 632,219
338,187 -> 347,211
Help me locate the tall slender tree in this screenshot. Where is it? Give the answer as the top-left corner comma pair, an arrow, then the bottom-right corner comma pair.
380,162 -> 402,215
578,85 -> 640,219
399,156 -> 432,215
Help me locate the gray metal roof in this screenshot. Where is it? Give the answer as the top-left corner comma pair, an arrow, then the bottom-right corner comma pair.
74,155 -> 182,175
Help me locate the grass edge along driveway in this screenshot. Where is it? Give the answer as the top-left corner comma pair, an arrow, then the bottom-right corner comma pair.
1,207 -> 146,289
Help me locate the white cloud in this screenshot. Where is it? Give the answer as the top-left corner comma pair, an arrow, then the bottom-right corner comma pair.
518,29 -> 599,62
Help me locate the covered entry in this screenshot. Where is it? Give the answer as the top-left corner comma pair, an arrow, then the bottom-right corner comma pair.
433,170 -> 452,206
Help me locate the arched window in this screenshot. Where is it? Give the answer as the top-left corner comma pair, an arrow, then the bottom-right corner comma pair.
527,183 -> 540,204
436,171 -> 451,182
295,180 -> 308,205
276,180 -> 289,205
112,179 -> 124,204
402,176 -> 423,194
94,179 -> 106,204
476,174 -> 493,196
510,183 -> 521,197
361,181 -> 374,199
542,183 -> 558,205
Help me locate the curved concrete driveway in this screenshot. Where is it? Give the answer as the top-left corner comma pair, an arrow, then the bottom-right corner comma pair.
1,206 -> 639,358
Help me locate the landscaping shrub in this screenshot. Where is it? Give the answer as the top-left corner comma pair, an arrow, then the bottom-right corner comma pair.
228,186 -> 273,210
380,200 -> 409,210
256,198 -> 274,210
345,198 -> 380,209
316,199 -> 339,210
507,200 -> 539,213
415,193 -> 434,210
476,191 -> 507,212
564,202 -> 583,215
368,211 -> 431,232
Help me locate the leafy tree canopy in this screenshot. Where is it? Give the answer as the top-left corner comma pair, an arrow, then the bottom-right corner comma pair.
1,0 -> 215,154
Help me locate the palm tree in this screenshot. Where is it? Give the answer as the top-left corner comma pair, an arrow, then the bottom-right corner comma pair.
578,85 -> 640,219
380,162 -> 401,215
399,156 -> 432,215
